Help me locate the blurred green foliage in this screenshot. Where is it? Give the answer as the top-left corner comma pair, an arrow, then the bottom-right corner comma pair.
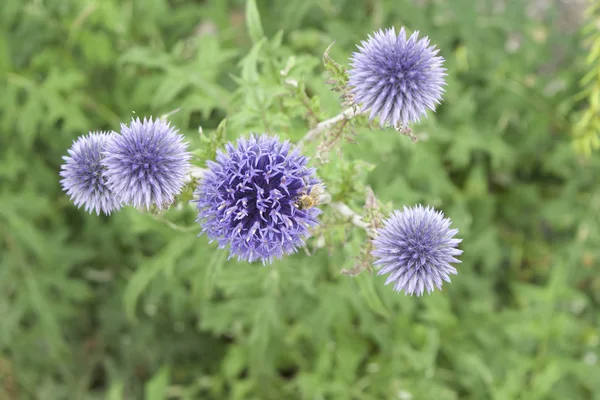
572,1 -> 600,156
1,0 -> 600,399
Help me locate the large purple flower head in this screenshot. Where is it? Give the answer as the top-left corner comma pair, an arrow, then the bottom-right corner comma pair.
372,205 -> 462,296
195,134 -> 322,263
60,132 -> 122,215
348,27 -> 446,128
102,117 -> 191,210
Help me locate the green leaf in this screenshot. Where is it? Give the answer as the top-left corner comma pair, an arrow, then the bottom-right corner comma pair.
355,273 -> 391,320
123,257 -> 166,323
151,69 -> 190,109
240,38 -> 265,83
123,234 -> 196,322
144,366 -> 170,400
107,381 -> 125,400
118,47 -> 172,69
195,117 -> 228,164
245,0 -> 264,44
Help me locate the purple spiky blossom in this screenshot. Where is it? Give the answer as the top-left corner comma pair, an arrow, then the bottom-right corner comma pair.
102,117 -> 191,210
60,132 -> 122,216
372,205 -> 462,296
348,27 -> 446,129
194,134 -> 322,264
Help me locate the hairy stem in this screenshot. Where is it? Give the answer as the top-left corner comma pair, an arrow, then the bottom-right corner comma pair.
329,201 -> 369,230
297,107 -> 360,148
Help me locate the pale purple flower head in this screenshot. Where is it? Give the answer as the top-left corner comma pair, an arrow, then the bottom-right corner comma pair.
102,117 -> 191,210
60,132 -> 122,215
348,27 -> 446,128
194,134 -> 321,264
372,205 -> 462,296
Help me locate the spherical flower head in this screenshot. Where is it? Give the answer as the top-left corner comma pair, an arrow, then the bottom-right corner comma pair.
348,27 -> 446,128
372,205 -> 462,296
102,117 -> 191,210
195,134 -> 322,264
60,132 -> 122,216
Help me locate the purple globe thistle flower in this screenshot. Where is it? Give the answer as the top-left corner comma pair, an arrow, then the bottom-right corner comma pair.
102,117 -> 191,210
372,205 -> 462,296
348,27 -> 446,128
194,134 -> 322,264
60,132 -> 122,216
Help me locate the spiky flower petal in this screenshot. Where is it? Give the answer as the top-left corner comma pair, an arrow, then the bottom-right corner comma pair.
102,117 -> 191,210
60,132 -> 122,215
195,134 -> 321,263
372,205 -> 462,296
348,27 -> 446,128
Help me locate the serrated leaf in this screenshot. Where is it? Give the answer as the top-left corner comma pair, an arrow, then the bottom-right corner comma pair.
240,38 -> 265,83
151,70 -> 190,109
202,248 -> 228,298
123,258 -> 166,322
196,117 -> 228,164
355,273 -> 391,320
119,47 -> 172,69
531,360 -> 563,397
245,0 -> 264,44
123,234 -> 196,321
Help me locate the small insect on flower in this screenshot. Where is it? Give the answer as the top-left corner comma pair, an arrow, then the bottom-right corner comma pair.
195,134 -> 323,264
295,181 -> 332,210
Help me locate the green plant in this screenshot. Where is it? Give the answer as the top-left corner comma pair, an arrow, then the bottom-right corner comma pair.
1,0 -> 599,399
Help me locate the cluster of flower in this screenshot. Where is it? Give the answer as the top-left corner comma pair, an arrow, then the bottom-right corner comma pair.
60,117 -> 192,215
347,27 -> 461,296
60,27 -> 462,296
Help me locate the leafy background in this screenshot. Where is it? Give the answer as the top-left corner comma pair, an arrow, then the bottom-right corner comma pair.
2,0 -> 600,399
